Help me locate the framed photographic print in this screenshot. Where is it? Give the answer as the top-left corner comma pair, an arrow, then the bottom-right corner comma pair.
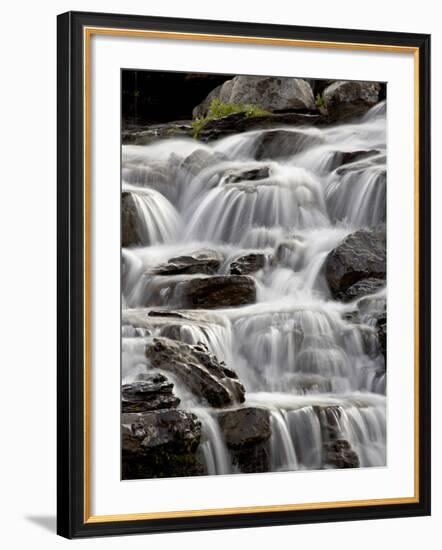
57,11 -> 431,538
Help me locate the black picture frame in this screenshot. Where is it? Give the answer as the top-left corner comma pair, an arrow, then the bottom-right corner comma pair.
57,10 -> 431,539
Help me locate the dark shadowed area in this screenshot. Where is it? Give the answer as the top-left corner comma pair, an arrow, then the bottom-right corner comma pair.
122,70 -> 231,125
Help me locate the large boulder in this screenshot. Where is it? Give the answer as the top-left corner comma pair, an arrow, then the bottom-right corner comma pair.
325,230 -> 386,301
121,191 -> 142,247
192,82 -> 228,120
177,275 -> 256,309
193,76 -> 316,118
217,407 -> 272,473
153,249 -> 223,276
122,410 -> 203,479
146,337 -> 245,407
322,80 -> 381,122
122,373 -> 180,412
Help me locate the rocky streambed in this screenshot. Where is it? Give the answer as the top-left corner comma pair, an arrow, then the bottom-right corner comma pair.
121,75 -> 387,479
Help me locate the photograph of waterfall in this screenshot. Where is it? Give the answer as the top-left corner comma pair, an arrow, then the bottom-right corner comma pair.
121,70 -> 387,480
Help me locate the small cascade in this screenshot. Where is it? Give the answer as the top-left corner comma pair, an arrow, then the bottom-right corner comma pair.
123,184 -> 182,245
195,408 -> 232,475
184,165 -> 330,244
269,410 -> 299,471
318,401 -> 386,468
226,305 -> 381,395
326,163 -> 386,227
286,406 -> 323,470
122,334 -> 152,382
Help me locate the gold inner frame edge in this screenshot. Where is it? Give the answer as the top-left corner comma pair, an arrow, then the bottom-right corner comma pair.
82,26 -> 420,524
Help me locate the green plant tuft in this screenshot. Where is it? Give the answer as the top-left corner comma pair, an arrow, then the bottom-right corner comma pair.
315,93 -> 325,108
191,98 -> 270,139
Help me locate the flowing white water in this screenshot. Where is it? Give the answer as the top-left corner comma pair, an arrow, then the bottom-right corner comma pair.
122,102 -> 387,474
194,408 -> 232,476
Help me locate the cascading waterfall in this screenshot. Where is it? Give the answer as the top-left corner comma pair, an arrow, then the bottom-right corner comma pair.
122,101 -> 387,475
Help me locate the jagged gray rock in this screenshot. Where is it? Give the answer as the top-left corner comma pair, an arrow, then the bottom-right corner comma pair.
122,373 -> 180,412
122,410 -> 203,479
146,337 -> 245,407
229,253 -> 266,275
153,249 -> 223,276
325,229 -> 386,301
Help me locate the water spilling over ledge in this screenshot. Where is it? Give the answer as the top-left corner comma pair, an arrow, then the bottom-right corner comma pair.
121,99 -> 387,479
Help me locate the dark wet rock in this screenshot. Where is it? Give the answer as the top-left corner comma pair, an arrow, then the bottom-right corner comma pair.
339,149 -> 381,166
177,275 -> 256,309
153,249 -> 223,276
193,76 -> 316,118
122,121 -> 192,145
324,439 -> 360,469
122,410 -> 203,479
197,112 -> 324,142
331,149 -> 381,169
253,129 -> 323,161
146,337 -> 245,407
218,407 -> 271,448
325,230 -> 386,301
147,310 -> 187,319
124,308 -> 224,331
218,407 -> 271,473
229,253 -> 266,275
122,191 -> 142,247
122,374 -> 180,413
322,80 -> 381,122
376,313 -> 387,359
224,166 -> 270,185
342,277 -> 386,302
